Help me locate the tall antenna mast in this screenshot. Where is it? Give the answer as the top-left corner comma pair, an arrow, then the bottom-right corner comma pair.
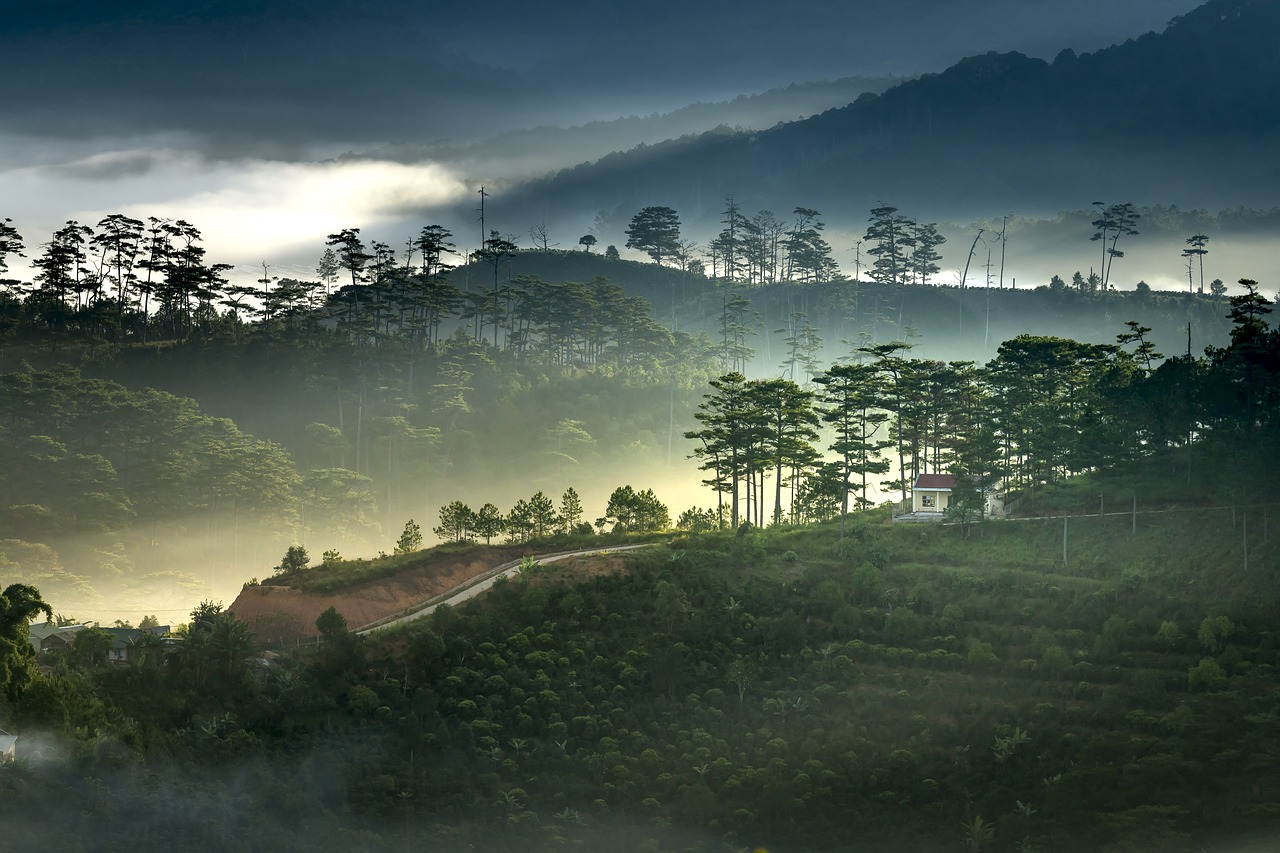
477,186 -> 488,246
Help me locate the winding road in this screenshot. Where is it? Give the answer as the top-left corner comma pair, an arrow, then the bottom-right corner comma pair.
354,543 -> 658,636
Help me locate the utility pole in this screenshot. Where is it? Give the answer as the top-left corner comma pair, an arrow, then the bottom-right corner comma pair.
1243,512 -> 1249,572
259,260 -> 273,320
1063,514 -> 1068,566
477,186 -> 488,247
1187,321 -> 1193,485
998,214 -> 1008,290
984,282 -> 991,352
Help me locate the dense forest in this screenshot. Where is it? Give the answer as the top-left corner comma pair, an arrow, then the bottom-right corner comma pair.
7,0 -> 1280,849
0,203 -> 1262,617
1,186 -> 1279,849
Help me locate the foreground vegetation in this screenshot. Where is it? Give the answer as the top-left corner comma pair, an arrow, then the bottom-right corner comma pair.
0,204 -> 1277,850
2,490 -> 1279,851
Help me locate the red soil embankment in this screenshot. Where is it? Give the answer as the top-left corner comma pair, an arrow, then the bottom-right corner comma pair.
228,548 -> 521,646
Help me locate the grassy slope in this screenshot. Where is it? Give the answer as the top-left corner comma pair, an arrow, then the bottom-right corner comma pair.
346,490 -> 1280,851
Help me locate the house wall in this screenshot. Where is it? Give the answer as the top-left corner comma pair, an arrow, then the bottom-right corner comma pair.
913,490 -> 951,513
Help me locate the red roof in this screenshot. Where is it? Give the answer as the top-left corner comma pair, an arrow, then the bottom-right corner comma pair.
914,473 -> 956,490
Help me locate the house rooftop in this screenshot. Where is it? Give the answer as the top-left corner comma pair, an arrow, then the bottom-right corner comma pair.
914,473 -> 956,490
99,626 -> 171,649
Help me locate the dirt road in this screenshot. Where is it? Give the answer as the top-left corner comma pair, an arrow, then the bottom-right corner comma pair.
354,543 -> 657,635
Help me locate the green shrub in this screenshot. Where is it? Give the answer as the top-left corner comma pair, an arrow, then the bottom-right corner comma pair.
966,638 -> 998,667
1197,616 -> 1235,653
883,607 -> 923,644
1155,620 -> 1184,646
1187,658 -> 1227,691
1040,645 -> 1071,674
851,563 -> 885,604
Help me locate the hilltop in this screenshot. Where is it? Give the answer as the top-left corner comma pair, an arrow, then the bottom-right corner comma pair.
501,0 -> 1280,226
445,248 -> 1236,366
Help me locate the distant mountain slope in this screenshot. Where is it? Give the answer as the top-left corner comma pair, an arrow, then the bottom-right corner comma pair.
349,75 -> 905,182
505,0 -> 1280,228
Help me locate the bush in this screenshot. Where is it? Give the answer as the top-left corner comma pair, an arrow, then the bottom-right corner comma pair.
966,638 -> 998,667
1187,658 -> 1227,691
1040,645 -> 1071,674
1197,616 -> 1235,653
885,608 -> 923,644
1155,620 -> 1184,646
851,563 -> 885,604
866,541 -> 891,570
833,537 -> 860,561
274,545 -> 310,575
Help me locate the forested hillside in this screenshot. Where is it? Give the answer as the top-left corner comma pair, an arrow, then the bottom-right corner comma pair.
3,492 -> 1279,850
4,0 -> 1280,850
1,181 -> 1278,853
504,0 -> 1280,224
0,204 -> 1262,619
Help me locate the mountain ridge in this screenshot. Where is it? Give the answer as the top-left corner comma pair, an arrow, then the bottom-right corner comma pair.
499,0 -> 1280,230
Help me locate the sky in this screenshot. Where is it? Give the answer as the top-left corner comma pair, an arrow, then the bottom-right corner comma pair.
0,0 -> 1201,283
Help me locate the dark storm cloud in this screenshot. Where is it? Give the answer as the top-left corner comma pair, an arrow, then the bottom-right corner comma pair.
0,0 -> 1205,275
1,0 -> 1197,155
0,0 -> 560,154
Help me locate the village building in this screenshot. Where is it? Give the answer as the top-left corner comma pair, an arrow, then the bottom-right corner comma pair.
37,624 -> 86,655
29,623 -> 172,664
27,621 -> 66,654
911,473 -> 956,515
897,473 -> 1006,521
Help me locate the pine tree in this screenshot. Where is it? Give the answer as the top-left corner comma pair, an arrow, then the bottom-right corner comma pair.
559,487 -> 584,533
685,372 -> 755,528
0,218 -> 24,278
864,205 -> 916,286
473,503 -> 504,544
816,363 -> 892,513
527,491 -> 558,539
433,501 -> 475,543
395,519 -> 423,554
1090,202 -> 1140,290
624,206 -> 681,265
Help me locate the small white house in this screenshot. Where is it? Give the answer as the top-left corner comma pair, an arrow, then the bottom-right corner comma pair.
905,473 -> 1006,520
911,473 -> 955,514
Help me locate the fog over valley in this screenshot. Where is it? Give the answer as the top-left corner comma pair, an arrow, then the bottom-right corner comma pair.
3,2 -> 1280,851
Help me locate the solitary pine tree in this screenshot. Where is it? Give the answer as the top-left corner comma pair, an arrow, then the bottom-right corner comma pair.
395,519 -> 423,554
274,545 -> 310,575
625,206 -> 681,265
